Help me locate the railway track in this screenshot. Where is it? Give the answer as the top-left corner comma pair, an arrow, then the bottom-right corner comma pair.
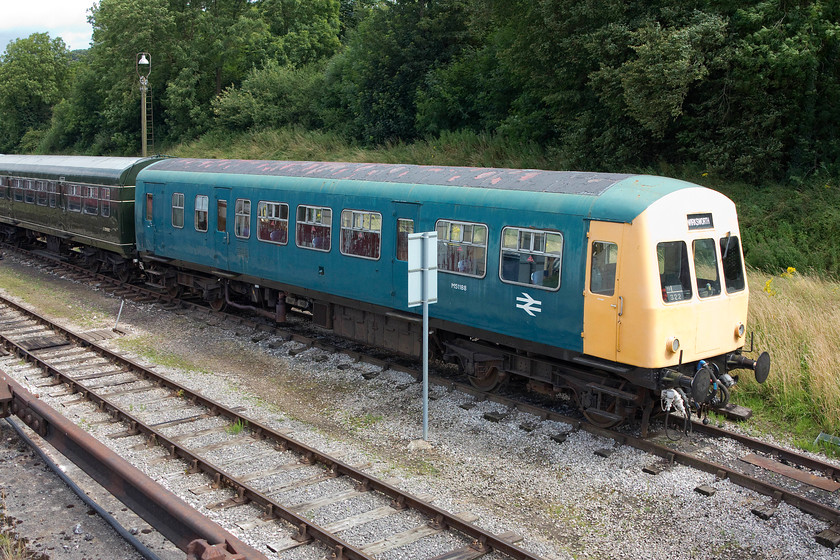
0,293 -> 543,560
4,245 -> 840,552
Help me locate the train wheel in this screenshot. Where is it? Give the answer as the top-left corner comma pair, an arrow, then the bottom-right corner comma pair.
208,298 -> 226,312
166,284 -> 182,298
582,406 -> 624,429
467,366 -> 508,393
575,389 -> 625,429
116,265 -> 132,283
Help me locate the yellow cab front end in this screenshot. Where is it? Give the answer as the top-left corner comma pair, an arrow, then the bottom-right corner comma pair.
583,186 -> 770,408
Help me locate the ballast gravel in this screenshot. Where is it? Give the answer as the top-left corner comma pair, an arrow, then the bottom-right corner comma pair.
0,258 -> 838,560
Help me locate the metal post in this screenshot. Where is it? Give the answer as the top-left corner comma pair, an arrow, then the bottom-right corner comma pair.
407,231 -> 437,442
136,52 -> 151,158
422,297 -> 429,439
114,299 -> 125,333
140,77 -> 147,157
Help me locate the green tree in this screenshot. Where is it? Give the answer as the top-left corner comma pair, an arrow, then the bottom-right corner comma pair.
325,0 -> 471,143
258,0 -> 342,66
0,33 -> 71,152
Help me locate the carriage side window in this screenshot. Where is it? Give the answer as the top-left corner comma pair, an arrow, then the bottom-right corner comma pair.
257,201 -> 289,244
171,193 -> 184,228
67,184 -> 82,212
296,205 -> 331,251
100,188 -> 111,217
217,200 -> 227,232
234,198 -> 251,238
500,227 -> 563,290
396,219 -> 414,261
719,235 -> 746,293
84,186 -> 99,215
24,180 -> 35,204
0,176 -> 6,199
435,220 -> 487,278
48,182 -> 58,208
693,238 -> 721,298
590,241 -> 618,296
36,181 -> 48,206
340,210 -> 381,259
195,195 -> 208,232
658,241 -> 692,302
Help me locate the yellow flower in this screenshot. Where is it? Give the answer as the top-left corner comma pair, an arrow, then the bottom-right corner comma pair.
781,266 -> 797,278
702,172 -> 708,177
764,278 -> 777,296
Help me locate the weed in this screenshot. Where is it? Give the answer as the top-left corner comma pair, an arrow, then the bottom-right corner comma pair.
347,413 -> 383,432
226,418 -> 249,435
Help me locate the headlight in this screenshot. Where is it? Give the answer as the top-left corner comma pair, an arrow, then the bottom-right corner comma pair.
735,322 -> 746,338
667,337 -> 680,353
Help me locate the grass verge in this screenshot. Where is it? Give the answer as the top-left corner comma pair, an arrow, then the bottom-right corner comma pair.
732,268 -> 840,454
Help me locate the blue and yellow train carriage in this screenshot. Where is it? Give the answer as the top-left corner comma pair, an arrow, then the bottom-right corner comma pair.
0,155 -> 158,277
136,159 -> 769,427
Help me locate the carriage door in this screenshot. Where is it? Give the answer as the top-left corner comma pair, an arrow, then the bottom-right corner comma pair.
582,221 -> 624,361
141,182 -> 166,253
213,187 -> 231,269
391,201 -> 421,307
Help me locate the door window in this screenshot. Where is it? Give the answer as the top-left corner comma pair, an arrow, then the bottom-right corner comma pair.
590,241 -> 618,296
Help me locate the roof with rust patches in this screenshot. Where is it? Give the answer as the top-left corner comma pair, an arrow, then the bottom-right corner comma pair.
144,158 -> 634,196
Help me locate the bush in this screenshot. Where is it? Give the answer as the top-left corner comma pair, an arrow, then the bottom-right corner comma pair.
213,61 -> 326,131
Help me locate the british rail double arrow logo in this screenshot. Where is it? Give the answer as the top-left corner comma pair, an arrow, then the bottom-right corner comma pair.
516,292 -> 542,316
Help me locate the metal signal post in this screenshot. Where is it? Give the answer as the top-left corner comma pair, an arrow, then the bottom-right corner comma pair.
136,53 -> 151,157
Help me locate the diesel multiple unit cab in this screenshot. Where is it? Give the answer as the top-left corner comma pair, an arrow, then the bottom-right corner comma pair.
0,155 -> 770,430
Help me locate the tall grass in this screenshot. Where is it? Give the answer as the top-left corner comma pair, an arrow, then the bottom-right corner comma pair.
168,127 -> 554,170
739,268 -> 840,439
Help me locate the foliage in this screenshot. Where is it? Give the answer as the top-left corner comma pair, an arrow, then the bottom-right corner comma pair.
737,268 -> 840,439
1,0 -> 837,190
0,33 -> 71,152
212,61 -> 326,131
323,0 -> 472,143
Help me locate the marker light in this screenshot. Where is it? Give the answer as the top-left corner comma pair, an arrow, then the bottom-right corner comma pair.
735,322 -> 746,338
667,337 -> 680,353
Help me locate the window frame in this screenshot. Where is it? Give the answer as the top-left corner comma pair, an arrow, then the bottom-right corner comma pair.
67,183 -> 82,212
396,218 -> 414,261
499,226 -> 564,291
100,187 -> 111,217
36,180 -> 48,206
589,241 -> 618,296
195,195 -> 209,232
339,209 -> 382,260
234,198 -> 251,239
435,219 -> 488,278
692,237 -> 722,299
719,235 -> 746,294
657,240 -> 693,303
83,186 -> 99,215
257,201 -> 289,245
171,192 -> 185,228
48,181 -> 58,208
295,204 -> 332,252
24,179 -> 35,204
12,178 -> 24,202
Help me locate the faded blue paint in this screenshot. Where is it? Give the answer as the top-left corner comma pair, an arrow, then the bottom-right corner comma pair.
136,160 -> 698,353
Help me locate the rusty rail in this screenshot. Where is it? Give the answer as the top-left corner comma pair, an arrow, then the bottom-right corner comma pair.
0,370 -> 267,560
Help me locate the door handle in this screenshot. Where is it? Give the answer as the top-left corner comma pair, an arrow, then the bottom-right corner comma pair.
618,296 -> 624,316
